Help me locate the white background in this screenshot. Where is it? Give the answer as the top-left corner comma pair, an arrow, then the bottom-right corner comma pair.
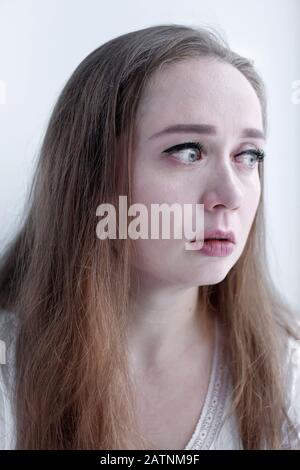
0,0 -> 299,312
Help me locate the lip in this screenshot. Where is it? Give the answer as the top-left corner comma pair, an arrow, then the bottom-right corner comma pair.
198,239 -> 235,257
187,228 -> 236,256
190,228 -> 236,244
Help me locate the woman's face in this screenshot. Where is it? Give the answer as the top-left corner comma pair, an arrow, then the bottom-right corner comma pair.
129,57 -> 264,287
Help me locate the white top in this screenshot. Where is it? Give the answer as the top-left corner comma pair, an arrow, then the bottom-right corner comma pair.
1,309 -> 300,450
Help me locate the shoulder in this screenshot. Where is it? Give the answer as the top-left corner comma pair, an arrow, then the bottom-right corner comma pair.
285,331 -> 300,404
0,309 -> 18,373
0,308 -> 18,449
281,323 -> 300,449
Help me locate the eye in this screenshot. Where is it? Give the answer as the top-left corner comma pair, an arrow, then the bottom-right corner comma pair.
161,142 -> 266,169
162,141 -> 204,165
234,148 -> 265,169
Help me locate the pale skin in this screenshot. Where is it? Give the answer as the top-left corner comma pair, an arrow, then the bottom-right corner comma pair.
124,57 -> 264,449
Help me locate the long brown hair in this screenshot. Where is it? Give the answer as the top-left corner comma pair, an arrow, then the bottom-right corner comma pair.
0,23 -> 299,450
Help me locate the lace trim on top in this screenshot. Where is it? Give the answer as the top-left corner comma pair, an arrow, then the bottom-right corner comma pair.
184,317 -> 230,450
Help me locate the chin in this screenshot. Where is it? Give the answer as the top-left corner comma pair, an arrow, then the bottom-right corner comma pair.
196,268 -> 231,286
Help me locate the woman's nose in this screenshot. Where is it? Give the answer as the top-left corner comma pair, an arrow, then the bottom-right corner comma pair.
201,161 -> 243,211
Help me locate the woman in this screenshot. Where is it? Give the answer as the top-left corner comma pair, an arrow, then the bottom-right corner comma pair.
0,23 -> 300,450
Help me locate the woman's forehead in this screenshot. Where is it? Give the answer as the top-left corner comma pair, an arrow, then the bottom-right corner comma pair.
136,58 -> 263,137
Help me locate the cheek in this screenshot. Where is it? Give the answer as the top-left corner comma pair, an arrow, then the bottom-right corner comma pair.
132,158 -> 200,207
129,237 -> 189,286
239,178 -> 261,238
130,238 -> 167,267
248,177 -> 261,218
132,164 -> 175,206
130,169 -> 196,283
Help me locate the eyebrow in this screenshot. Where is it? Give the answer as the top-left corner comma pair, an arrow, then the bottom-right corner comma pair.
148,124 -> 265,141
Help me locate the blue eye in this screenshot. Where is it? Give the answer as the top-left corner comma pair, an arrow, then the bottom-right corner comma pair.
162,141 -> 204,164
235,148 -> 265,169
162,142 -> 265,169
